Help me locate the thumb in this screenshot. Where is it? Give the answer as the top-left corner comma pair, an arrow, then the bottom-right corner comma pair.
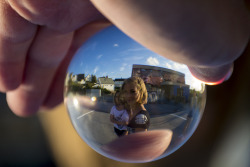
188,63 -> 234,85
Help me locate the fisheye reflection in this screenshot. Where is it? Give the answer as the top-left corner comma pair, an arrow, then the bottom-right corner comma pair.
121,77 -> 150,134
110,91 -> 129,137
64,25 -> 206,163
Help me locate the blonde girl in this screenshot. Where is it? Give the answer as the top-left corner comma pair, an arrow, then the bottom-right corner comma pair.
121,77 -> 150,133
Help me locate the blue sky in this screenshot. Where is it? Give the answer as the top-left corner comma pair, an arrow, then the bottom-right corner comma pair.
67,26 -> 204,91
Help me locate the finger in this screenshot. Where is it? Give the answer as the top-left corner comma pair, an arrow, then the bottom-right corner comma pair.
188,63 -> 234,85
91,0 -> 250,84
0,1 -> 37,91
102,130 -> 172,162
42,20 -> 112,109
6,27 -> 73,117
8,0 -> 105,33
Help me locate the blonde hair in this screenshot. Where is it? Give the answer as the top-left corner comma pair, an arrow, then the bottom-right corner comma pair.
122,76 -> 148,104
114,91 -> 124,106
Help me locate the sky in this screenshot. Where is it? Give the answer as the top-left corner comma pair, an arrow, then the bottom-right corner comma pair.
67,26 -> 204,91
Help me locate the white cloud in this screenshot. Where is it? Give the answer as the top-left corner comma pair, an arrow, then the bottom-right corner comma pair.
97,54 -> 103,60
93,67 -> 99,74
173,63 -> 186,70
146,57 -> 159,66
120,63 -> 127,71
189,77 -> 203,91
120,67 -> 125,71
165,62 -> 173,69
123,55 -> 144,61
165,62 -> 187,71
114,44 -> 119,47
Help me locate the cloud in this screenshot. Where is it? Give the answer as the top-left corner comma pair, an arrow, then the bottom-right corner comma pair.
146,57 -> 159,66
120,67 -> 125,71
114,44 -> 119,47
173,63 -> 186,70
93,66 -> 99,74
120,63 -> 127,71
123,55 -> 144,61
188,77 -> 203,91
165,62 -> 187,71
165,62 -> 172,69
97,54 -> 103,60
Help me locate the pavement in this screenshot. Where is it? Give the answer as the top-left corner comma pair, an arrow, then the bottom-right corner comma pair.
66,95 -> 202,157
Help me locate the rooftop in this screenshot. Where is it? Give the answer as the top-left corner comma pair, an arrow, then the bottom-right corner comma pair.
99,77 -> 114,84
133,64 -> 185,76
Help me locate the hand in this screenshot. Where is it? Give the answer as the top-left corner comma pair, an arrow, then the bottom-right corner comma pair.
0,0 -> 110,116
91,0 -> 250,84
102,130 -> 173,162
1,0 -> 249,117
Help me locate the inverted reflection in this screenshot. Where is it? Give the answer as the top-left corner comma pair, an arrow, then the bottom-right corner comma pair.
64,25 -> 206,163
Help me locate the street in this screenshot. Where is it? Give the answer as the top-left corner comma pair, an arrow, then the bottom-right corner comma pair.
65,95 -> 202,158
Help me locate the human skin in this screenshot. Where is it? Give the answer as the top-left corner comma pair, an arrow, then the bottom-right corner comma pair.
0,0 -> 110,116
101,129 -> 173,163
123,82 -> 148,132
123,83 -> 141,107
91,0 -> 250,83
0,0 -> 249,116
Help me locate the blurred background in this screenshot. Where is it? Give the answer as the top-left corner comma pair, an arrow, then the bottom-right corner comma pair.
0,43 -> 249,167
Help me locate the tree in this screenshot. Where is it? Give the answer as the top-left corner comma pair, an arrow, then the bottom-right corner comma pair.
91,75 -> 97,83
102,88 -> 112,95
68,81 -> 85,94
85,82 -> 94,89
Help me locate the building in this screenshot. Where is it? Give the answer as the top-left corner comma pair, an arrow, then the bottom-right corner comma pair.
114,78 -> 126,89
71,74 -> 77,82
85,74 -> 92,82
78,79 -> 86,85
132,64 -> 190,103
98,77 -> 115,92
71,74 -> 86,84
76,74 -> 85,81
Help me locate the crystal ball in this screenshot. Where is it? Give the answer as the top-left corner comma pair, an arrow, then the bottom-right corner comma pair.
64,25 -> 206,163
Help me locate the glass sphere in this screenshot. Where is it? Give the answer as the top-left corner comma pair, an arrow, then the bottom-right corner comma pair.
64,26 -> 206,163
